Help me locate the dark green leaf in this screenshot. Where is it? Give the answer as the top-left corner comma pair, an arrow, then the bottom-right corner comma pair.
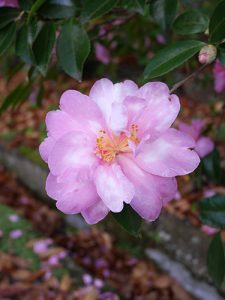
150,0 -> 178,30
173,10 -> 209,35
0,23 -> 16,56
199,195 -> 225,229
56,20 -> 90,80
81,0 -> 119,22
121,0 -> 147,15
112,204 -> 142,236
33,22 -> 55,76
15,19 -> 37,64
202,149 -> 221,184
0,83 -> 31,113
38,0 -> 76,19
218,43 -> 225,67
209,0 -> 225,43
144,40 -> 205,79
28,0 -> 46,21
207,233 -> 225,286
19,0 -> 34,11
0,8 -> 20,30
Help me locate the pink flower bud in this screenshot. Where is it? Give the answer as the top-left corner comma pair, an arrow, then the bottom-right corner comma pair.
198,45 -> 217,64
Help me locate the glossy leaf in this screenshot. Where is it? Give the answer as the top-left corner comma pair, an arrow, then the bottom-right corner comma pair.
199,195 -> 225,229
150,0 -> 178,30
121,0 -> 147,15
0,83 -> 32,113
15,19 -> 37,64
0,7 -> 20,30
112,204 -> 142,236
33,22 -> 56,76
19,0 -> 34,11
56,20 -> 90,80
81,0 -> 118,22
144,40 -> 205,79
38,0 -> 76,19
209,0 -> 225,43
202,149 -> 221,184
28,0 -> 46,22
0,23 -> 16,56
173,10 -> 209,35
207,233 -> 225,286
218,43 -> 225,67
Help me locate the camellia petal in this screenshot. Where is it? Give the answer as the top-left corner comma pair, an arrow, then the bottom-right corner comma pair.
81,201 -> 109,224
195,136 -> 214,158
94,164 -> 135,213
136,128 -> 200,177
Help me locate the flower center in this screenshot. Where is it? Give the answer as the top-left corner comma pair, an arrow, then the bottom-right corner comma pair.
95,124 -> 140,162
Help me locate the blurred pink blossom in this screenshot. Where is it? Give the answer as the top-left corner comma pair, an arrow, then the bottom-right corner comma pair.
10,229 -> 23,239
201,225 -> 219,236
94,278 -> 104,289
94,43 -> 111,65
203,189 -> 216,198
40,79 -> 200,224
179,119 -> 214,158
83,274 -> 93,285
33,239 -> 53,254
213,59 -> 225,93
8,214 -> 19,222
0,0 -> 19,7
156,34 -> 166,45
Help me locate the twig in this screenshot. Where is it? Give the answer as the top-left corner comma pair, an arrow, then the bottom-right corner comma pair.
169,63 -> 208,94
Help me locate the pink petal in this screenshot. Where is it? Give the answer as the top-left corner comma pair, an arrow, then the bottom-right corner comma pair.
60,90 -> 105,136
195,136 -> 214,158
81,200 -> 109,224
132,82 -> 180,138
95,42 -> 111,64
46,110 -> 78,139
94,164 -> 135,212
39,136 -> 55,162
56,182 -> 99,214
89,78 -> 138,133
48,131 -> 98,176
117,154 -> 163,221
179,120 -> 204,140
136,128 -> 200,177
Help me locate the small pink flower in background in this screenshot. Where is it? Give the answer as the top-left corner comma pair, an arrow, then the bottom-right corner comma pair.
179,119 -> 214,158
156,34 -> 166,45
94,43 -> 111,65
83,274 -> 93,285
94,278 -> 104,289
0,0 -> 19,7
213,59 -> 225,93
33,239 -> 53,254
201,225 -> 219,236
10,229 -> 23,239
8,214 -> 19,222
40,79 -> 200,224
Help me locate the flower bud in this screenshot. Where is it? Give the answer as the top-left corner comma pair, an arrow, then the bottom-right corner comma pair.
198,44 -> 217,64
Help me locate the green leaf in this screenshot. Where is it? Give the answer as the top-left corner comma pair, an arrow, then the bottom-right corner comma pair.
28,0 -> 46,22
218,43 -> 225,67
209,0 -> 225,43
38,0 -> 76,19
202,149 -> 221,184
19,0 -> 34,11
207,233 -> 225,286
173,10 -> 209,35
33,22 -> 55,76
0,7 -> 20,30
121,0 -> 148,15
0,23 -> 16,56
15,19 -> 37,64
0,83 -> 31,113
56,20 -> 90,81
112,204 -> 142,236
81,0 -> 119,22
150,0 -> 178,30
199,195 -> 225,229
144,40 -> 205,80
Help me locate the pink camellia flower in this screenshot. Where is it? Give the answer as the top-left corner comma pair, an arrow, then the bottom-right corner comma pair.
179,119 -> 214,158
39,79 -> 200,224
94,43 -> 111,65
0,0 -> 19,7
10,229 -> 23,239
213,59 -> 225,93
201,225 -> 219,236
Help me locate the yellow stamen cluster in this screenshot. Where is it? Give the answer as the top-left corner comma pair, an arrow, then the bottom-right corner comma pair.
96,124 -> 140,162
